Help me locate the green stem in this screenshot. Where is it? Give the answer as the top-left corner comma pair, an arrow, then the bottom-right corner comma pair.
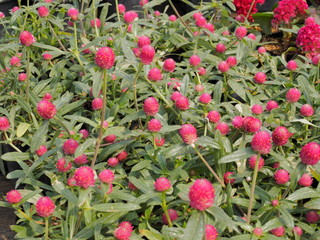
245,0 -> 257,21
167,0 -> 193,35
4,132 -> 22,153
47,21 -> 68,52
45,217 -> 49,240
134,63 -> 144,129
115,0 -> 121,22
26,49 -> 30,103
91,70 -> 108,167
161,192 -> 173,227
152,132 -> 157,150
73,21 -> 84,67
17,209 -> 44,225
247,153 -> 261,224
193,145 -> 225,188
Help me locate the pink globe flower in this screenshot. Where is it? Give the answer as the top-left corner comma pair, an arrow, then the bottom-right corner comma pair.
0,117 -> 10,131
179,124 -> 197,144
189,55 -> 201,67
215,122 -> 229,135
147,68 -> 163,81
67,8 -> 79,21
162,209 -> 178,225
95,47 -> 115,69
74,166 -> 95,188
154,177 -> 171,192
205,224 -> 218,240
286,88 -> 301,103
224,172 -> 236,184
199,93 -> 212,104
139,45 -> 155,65
189,179 -> 215,211
19,31 -> 36,46
251,131 -> 272,155
147,119 -> 162,132
266,100 -> 279,112
274,169 -> 290,184
36,196 -> 56,217
37,6 -> 49,17
143,97 -> 159,116
123,11 -> 138,23
99,169 -> 115,184
6,190 -> 22,204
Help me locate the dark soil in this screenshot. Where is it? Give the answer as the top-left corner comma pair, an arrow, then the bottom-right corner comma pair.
0,175 -> 16,240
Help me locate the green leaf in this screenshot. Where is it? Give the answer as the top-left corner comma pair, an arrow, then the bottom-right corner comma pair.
16,95 -> 32,113
228,80 -> 246,101
59,100 -> 87,116
119,110 -> 145,125
75,139 -> 96,157
92,203 -> 141,212
31,120 -> 49,152
144,0 -> 166,8
219,147 -> 255,163
33,42 -> 65,55
214,81 -> 223,104
140,229 -> 163,240
16,123 -> 30,137
304,198 -> 320,210
287,187 -> 320,201
182,211 -> 205,240
159,125 -> 181,134
64,115 -> 97,127
165,144 -> 194,158
196,136 -> 220,149
1,152 -> 29,161
279,206 -> 294,228
121,38 -> 136,64
206,206 -> 239,232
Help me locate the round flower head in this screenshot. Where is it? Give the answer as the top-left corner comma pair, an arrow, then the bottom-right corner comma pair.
296,23 -> 320,53
274,169 -> 290,184
169,15 -> 177,21
258,46 -> 266,54
56,158 -> 72,172
253,227 -> 263,237
18,73 -> 27,82
63,139 -> 79,155
306,211 -> 320,223
43,53 -> 53,61
118,4 -> 126,14
199,93 -> 212,104
0,12 -> 5,18
179,124 -> 197,144
116,151 -> 128,161
99,169 -> 115,184
243,116 -> 261,133
36,145 -> 47,157
37,100 -> 57,119
147,119 -> 162,132
147,68 -> 163,81
287,60 -> 298,71
300,142 -> 320,165
74,166 -> 95,188
207,110 -> 220,123
286,88 -> 301,103
162,209 -> 178,225
137,35 -> 151,48
6,190 -> 22,204
224,172 -> 236,184
163,58 -> 176,72
189,55 -> 201,67
170,92 -> 183,102
37,6 -> 49,17
300,104 -> 314,117
79,129 -> 89,139
143,97 -> 159,116
114,221 -> 134,240
67,8 -> 79,21
90,18 -> 101,28
226,56 -> 237,67
217,61 -> 229,73
92,98 -> 103,110
298,173 -> 313,187
189,179 -> 215,211
247,33 -> 256,40
154,137 -> 165,146
215,122 -> 229,135
104,134 -> 116,143
10,56 -> 21,67
293,226 -> 303,236
108,157 -> 119,167
36,196 -> 56,217
123,10 -> 138,23
175,96 -> 189,110
19,31 -> 36,46
216,43 -> 226,53
270,226 -> 285,237
248,155 -> 264,170
204,23 -> 215,33
235,26 -> 247,40
154,177 -> 171,192
232,116 -> 243,129
251,104 -> 263,115
0,116 -> 10,131
251,131 -> 272,155
254,72 -> 267,84
266,100 -> 279,112
139,45 -> 155,65
198,67 -> 206,75
195,16 -> 207,27
74,154 -> 88,165
272,126 -> 292,146
95,47 -> 115,69
205,224 -> 218,240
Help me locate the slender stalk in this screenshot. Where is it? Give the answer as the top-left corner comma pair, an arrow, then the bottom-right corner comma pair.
91,70 -> 108,167
162,192 -> 173,227
47,21 -> 68,52
245,0 -> 257,21
73,21 -> 84,67
44,217 -> 49,240
115,0 -> 121,22
247,153 -> 261,224
133,63 -> 143,129
4,132 -> 22,153
167,0 -> 193,35
17,209 -> 45,225
193,146 -> 225,188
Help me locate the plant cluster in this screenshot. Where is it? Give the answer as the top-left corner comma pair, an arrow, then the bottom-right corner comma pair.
0,0 -> 320,239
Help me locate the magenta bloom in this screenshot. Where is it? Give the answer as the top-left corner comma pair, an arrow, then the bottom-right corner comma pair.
6,190 -> 22,204
189,179 -> 215,211
74,166 -> 96,188
36,196 -> 56,217
95,47 -> 115,69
